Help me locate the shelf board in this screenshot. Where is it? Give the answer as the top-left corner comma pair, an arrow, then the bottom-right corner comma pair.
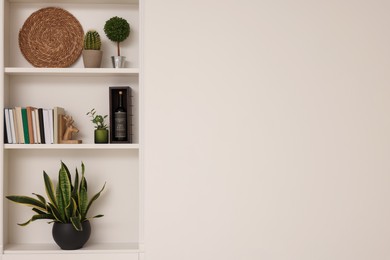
4,242 -> 141,254
7,0 -> 138,4
4,67 -> 139,76
4,143 -> 139,150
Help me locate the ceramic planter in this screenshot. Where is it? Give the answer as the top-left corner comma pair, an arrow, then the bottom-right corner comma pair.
95,129 -> 109,143
82,50 -> 103,68
52,221 -> 91,250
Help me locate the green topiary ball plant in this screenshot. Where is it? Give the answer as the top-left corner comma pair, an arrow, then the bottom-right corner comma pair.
104,16 -> 130,56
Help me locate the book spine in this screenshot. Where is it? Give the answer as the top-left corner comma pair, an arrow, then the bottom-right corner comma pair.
34,109 -> 41,144
9,109 -> 18,144
53,107 -> 65,144
31,109 -> 38,143
4,109 -> 12,144
26,106 -> 35,144
15,107 -> 24,144
48,109 -> 54,144
43,109 -> 51,144
38,108 -> 45,144
21,108 -> 30,144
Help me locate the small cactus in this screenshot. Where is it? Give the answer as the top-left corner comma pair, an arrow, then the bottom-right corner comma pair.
84,30 -> 101,50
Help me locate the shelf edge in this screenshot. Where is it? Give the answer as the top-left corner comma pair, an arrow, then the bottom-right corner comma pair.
4,144 -> 139,150
4,67 -> 140,76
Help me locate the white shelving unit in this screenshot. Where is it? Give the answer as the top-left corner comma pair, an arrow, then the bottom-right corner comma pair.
1,0 -> 144,259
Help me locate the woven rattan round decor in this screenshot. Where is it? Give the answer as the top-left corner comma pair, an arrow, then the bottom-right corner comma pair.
19,7 -> 84,68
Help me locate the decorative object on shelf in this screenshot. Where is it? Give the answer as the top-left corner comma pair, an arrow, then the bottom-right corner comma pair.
104,16 -> 130,68
87,108 -> 109,143
82,30 -> 103,68
59,115 -> 82,144
6,161 -> 106,250
109,87 -> 132,143
19,7 -> 84,68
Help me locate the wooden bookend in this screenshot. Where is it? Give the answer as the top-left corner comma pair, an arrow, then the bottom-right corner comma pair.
59,114 -> 82,144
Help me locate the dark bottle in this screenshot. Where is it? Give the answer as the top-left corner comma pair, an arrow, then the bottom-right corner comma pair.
114,91 -> 127,141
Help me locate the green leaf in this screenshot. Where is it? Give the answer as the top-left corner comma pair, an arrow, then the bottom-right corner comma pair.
70,216 -> 82,231
79,185 -> 88,220
33,193 -> 46,205
72,168 -> 80,204
68,198 -> 78,218
73,168 -> 80,194
48,202 -> 64,223
81,162 -> 88,191
6,195 -> 46,211
57,163 -> 72,221
32,207 -> 48,215
85,182 -> 106,217
18,214 -> 54,226
90,214 -> 104,219
78,163 -> 88,219
61,161 -> 72,186
43,171 -> 57,208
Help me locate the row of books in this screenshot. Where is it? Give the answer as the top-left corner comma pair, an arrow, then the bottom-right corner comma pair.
4,107 -> 65,144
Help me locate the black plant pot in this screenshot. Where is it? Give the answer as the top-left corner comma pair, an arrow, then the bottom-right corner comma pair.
52,221 -> 91,250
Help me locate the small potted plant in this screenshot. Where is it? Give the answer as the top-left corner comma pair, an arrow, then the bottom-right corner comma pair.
87,108 -> 109,143
82,30 -> 103,68
6,161 -> 106,250
104,16 -> 130,68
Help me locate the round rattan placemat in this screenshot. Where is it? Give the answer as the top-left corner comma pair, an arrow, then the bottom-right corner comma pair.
19,7 -> 84,68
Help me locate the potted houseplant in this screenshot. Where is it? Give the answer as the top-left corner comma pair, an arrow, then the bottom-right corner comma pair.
87,108 -> 109,143
6,161 -> 106,250
82,30 -> 103,68
104,16 -> 130,68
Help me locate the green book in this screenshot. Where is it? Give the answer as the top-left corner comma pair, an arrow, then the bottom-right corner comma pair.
21,108 -> 30,144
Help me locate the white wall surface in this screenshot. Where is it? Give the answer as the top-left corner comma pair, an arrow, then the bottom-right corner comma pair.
144,1 -> 390,259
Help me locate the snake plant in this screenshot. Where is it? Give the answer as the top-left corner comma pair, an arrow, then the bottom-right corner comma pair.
6,161 -> 105,231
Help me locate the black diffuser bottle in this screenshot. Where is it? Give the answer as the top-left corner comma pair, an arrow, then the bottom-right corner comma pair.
114,91 -> 127,141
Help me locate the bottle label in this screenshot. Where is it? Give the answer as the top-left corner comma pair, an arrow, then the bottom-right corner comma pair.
115,112 -> 126,139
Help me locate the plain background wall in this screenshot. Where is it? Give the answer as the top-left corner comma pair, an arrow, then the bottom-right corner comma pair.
144,1 -> 390,259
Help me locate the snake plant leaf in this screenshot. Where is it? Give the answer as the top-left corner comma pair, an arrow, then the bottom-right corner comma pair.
72,168 -> 80,201
18,213 -> 55,226
68,198 -> 78,218
90,214 -> 104,219
61,161 -> 72,187
79,185 -> 88,220
6,195 -> 46,211
86,182 -> 106,216
81,162 -> 85,176
43,171 -> 57,208
18,218 -> 33,226
48,202 -> 64,223
81,162 -> 88,191
70,215 -> 82,231
32,207 -> 48,215
57,163 -> 72,221
33,193 -> 46,205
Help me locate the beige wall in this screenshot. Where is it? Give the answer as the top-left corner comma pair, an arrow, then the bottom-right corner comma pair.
144,1 -> 390,259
